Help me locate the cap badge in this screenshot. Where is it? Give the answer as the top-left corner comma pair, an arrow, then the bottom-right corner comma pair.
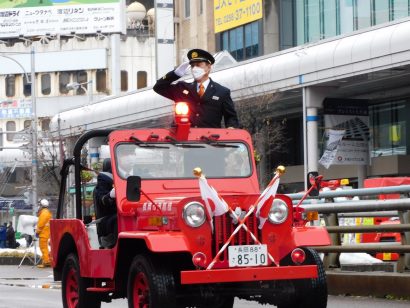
192,51 -> 198,58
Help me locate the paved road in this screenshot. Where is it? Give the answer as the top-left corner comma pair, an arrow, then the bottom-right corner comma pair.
0,265 -> 409,308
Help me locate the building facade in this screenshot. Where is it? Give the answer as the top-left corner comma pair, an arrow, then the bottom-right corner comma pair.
0,0 -> 171,201
175,0 -> 410,190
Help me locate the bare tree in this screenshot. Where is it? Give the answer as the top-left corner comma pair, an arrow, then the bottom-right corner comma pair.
236,92 -> 289,187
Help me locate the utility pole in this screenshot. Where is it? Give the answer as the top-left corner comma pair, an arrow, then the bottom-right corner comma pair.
31,47 -> 38,216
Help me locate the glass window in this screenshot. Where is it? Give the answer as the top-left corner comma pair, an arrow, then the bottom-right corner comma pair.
222,31 -> 228,50
370,101 -> 408,157
323,0 -> 337,38
59,72 -> 70,94
137,71 -> 147,89
307,0 -> 320,41
6,121 -> 16,142
229,28 -> 237,58
373,0 -> 390,24
96,69 -> 107,93
356,0 -> 371,29
41,118 -> 50,131
24,120 -> 31,129
251,21 -> 259,57
23,75 -> 31,97
340,0 -> 354,34
280,0 -> 295,49
74,71 -> 88,95
235,27 -> 244,61
245,23 -> 252,58
392,0 -> 409,20
296,0 -> 306,45
5,75 -> 15,97
184,0 -> 190,18
121,70 -> 128,92
115,142 -> 252,179
221,21 -> 259,61
41,74 -> 51,95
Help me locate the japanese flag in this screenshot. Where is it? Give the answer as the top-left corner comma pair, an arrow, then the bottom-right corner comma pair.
198,175 -> 229,228
255,175 -> 280,229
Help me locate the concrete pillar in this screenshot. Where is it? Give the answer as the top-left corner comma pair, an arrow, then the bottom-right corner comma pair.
110,34 -> 121,96
303,86 -> 337,189
307,107 -> 319,174
89,147 -> 99,166
357,165 -> 367,188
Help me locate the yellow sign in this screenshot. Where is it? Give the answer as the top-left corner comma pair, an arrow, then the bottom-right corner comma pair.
214,0 -> 263,33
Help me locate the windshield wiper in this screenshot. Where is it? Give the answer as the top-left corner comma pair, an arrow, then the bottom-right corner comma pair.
165,135 -> 205,148
130,136 -> 169,149
200,135 -> 239,148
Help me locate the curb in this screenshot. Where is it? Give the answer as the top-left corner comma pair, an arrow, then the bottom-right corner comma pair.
0,256 -> 37,266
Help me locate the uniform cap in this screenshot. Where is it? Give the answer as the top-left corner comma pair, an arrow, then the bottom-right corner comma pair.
39,199 -> 49,207
187,49 -> 215,65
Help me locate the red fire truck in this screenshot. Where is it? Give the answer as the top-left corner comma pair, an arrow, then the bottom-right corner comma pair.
50,103 -> 330,308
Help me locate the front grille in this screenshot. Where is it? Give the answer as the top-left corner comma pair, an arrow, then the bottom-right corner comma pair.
213,212 -> 259,261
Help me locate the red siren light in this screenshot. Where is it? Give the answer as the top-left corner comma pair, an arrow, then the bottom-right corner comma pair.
174,101 -> 190,140
175,102 -> 189,116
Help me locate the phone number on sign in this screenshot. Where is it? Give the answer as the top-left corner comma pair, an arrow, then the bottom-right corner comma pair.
215,2 -> 261,25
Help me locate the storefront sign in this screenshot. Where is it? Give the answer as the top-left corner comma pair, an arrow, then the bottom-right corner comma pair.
0,98 -> 32,119
320,99 -> 370,168
0,0 -> 126,38
214,0 -> 263,33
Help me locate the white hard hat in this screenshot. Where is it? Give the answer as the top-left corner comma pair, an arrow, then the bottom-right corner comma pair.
39,199 -> 49,207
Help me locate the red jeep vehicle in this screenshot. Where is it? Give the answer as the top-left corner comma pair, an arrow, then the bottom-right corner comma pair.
50,104 -> 330,308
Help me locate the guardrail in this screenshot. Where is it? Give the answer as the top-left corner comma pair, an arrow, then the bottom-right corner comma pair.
287,185 -> 410,272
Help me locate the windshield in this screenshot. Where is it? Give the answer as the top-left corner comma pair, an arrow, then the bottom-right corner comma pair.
114,142 -> 252,179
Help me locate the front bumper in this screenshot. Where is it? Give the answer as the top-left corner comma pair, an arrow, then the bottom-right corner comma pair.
181,265 -> 317,285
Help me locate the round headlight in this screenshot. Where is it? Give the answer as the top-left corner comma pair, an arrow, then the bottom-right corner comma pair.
268,199 -> 289,224
183,202 -> 206,228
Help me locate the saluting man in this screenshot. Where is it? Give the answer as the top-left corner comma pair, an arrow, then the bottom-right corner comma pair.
153,48 -> 240,128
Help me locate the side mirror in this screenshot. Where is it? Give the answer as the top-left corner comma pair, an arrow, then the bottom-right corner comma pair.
126,176 -> 141,201
307,172 -> 321,197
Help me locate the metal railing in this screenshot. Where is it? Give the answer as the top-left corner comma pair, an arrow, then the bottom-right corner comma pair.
287,185 -> 410,272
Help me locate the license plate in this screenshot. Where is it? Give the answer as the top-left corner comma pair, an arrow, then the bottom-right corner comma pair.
228,244 -> 268,267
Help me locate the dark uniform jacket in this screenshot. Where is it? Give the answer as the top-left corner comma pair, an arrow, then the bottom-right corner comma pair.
153,70 -> 240,128
93,172 -> 116,219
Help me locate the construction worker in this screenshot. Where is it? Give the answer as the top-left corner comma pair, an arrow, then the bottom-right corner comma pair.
36,199 -> 52,268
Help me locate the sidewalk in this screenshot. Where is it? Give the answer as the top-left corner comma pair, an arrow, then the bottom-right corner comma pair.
0,265 -> 60,289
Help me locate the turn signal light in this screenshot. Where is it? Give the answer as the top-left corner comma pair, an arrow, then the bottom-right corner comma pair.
148,217 -> 163,226
175,102 -> 189,115
304,211 -> 319,221
291,248 -> 306,265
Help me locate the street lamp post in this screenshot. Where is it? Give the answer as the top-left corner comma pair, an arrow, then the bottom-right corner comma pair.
31,47 -> 38,216
66,80 -> 93,104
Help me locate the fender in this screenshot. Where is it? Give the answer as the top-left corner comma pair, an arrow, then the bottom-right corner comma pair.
119,231 -> 191,252
292,226 -> 331,247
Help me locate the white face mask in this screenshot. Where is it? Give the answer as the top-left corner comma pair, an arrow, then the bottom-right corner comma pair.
191,66 -> 206,80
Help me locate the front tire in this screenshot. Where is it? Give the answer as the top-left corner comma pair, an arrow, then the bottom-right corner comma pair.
278,248 -> 327,308
127,254 -> 177,308
61,253 -> 101,308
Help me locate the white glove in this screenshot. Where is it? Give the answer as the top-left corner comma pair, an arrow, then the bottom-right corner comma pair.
174,61 -> 190,77
109,188 -> 116,199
